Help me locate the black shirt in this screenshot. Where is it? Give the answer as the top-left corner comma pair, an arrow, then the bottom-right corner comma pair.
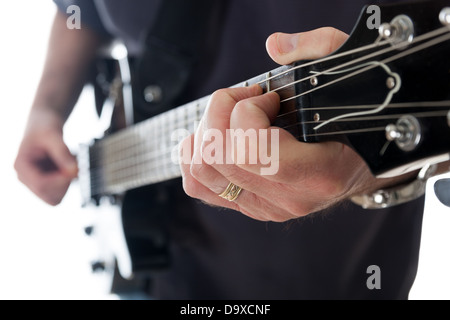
54,0 -> 423,299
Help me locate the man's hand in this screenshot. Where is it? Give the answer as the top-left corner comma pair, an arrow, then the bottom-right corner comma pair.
14,110 -> 78,206
179,27 -> 395,222
14,10 -> 102,206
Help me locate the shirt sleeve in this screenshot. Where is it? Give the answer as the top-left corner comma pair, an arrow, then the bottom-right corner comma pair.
53,0 -> 111,37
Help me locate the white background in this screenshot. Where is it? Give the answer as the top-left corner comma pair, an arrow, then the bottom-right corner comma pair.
0,1 -> 450,300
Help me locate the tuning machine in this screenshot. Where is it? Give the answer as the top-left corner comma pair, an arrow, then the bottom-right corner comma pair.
440,7 -> 450,26
385,115 -> 422,152
379,15 -> 414,47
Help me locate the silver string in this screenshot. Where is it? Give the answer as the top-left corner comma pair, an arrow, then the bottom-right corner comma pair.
85,26 -> 450,193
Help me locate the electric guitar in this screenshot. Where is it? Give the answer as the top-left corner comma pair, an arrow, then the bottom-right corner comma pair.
78,0 -> 450,291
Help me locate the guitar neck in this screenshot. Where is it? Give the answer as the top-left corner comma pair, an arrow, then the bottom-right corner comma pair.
78,64 -> 295,202
78,0 -> 450,205
77,0 -> 450,205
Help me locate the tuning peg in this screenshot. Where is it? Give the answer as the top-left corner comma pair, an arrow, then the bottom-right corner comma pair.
434,179 -> 450,207
440,8 -> 450,26
385,116 -> 422,152
379,23 -> 394,39
378,15 -> 414,46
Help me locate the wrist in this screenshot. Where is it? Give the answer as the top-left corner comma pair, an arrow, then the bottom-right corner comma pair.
25,106 -> 66,134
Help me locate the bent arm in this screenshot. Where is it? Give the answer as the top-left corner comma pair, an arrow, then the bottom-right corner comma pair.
15,9 -> 105,205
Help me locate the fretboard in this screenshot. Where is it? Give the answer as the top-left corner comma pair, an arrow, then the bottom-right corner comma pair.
78,64 -> 296,202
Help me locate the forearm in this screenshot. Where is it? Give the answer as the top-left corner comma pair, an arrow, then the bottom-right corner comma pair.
29,10 -> 104,125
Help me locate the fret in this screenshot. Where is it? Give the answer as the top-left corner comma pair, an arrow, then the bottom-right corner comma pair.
159,112 -> 167,180
130,126 -> 138,185
196,100 -> 201,125
165,111 -> 174,177
162,111 -> 172,179
78,143 -> 93,205
183,102 -> 190,133
186,101 -> 195,133
166,109 -> 177,178
155,114 -> 164,183
137,122 -> 147,188
266,72 -> 272,92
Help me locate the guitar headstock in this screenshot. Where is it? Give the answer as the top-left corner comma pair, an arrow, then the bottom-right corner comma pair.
284,0 -> 450,177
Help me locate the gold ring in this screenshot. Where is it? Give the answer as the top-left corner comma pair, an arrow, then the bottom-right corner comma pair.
219,182 -> 243,202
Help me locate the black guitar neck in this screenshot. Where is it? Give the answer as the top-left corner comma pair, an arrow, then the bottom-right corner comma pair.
78,0 -> 450,205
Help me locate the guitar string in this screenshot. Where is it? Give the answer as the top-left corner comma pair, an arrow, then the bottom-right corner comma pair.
84,27 -> 450,191
91,101 -> 450,174
283,109 -> 450,130
85,31 -> 394,169
88,25 -> 450,168
272,30 -> 450,130
88,114 -> 448,195
85,109 -> 450,193
87,99 -> 450,192
266,26 -> 450,97
87,99 -> 450,176
258,25 -> 450,90
88,30 -> 450,175
94,24 -> 450,165
87,103 -> 450,179
88,103 -> 450,193
275,29 -> 450,119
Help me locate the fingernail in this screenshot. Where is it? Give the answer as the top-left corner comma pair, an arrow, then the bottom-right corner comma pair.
277,33 -> 300,54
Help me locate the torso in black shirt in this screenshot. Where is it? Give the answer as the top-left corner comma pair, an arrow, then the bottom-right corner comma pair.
54,0 -> 423,299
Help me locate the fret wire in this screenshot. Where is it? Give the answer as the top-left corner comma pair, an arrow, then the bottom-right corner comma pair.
89,150 -> 181,193
91,109 -> 203,172
90,137 -> 181,181
92,102 -> 207,189
97,97 -> 206,156
89,111 -> 201,167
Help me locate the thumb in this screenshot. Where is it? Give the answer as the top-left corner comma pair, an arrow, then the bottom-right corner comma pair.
266,27 -> 349,65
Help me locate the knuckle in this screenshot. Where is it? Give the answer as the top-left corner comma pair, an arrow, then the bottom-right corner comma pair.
182,174 -> 202,199
210,88 -> 231,104
189,163 -> 205,181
